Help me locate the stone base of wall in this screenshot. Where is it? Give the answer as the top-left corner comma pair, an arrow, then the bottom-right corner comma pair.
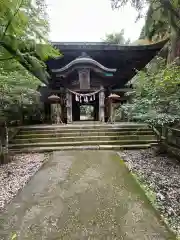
163,143 -> 180,161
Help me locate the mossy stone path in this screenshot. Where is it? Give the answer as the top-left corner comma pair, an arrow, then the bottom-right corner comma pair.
0,151 -> 176,239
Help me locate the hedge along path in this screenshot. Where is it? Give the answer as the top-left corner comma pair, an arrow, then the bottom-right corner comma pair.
0,151 -> 176,240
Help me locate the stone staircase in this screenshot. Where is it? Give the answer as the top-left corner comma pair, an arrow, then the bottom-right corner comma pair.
9,123 -> 158,152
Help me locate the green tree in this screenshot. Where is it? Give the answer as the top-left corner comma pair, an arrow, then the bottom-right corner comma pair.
0,0 -> 59,82
102,29 -> 130,44
0,0 -> 59,163
111,0 -> 180,62
139,5 -> 170,42
121,57 -> 180,129
0,58 -> 43,163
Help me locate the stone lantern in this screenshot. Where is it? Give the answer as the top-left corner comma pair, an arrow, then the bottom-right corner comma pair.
48,95 -> 62,124
108,94 -> 120,123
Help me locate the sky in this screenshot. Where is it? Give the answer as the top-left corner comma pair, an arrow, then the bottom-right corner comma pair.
46,0 -> 145,42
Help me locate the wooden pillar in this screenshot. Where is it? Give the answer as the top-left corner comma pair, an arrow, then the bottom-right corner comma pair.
99,86 -> 105,122
72,99 -> 80,121
66,91 -> 72,123
109,99 -> 113,123
44,103 -> 51,123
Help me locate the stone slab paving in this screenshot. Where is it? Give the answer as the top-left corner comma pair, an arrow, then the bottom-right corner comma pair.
0,151 -> 176,240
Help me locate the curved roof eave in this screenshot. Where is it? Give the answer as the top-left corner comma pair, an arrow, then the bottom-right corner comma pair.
51,57 -> 117,73
51,39 -> 168,51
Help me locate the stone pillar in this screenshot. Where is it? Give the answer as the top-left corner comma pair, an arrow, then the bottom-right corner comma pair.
66,91 -> 72,123
99,86 -> 105,122
51,103 -> 62,124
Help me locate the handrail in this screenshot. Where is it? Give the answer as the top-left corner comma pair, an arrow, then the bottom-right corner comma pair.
151,125 -> 166,141
152,125 -> 180,146
167,127 -> 180,133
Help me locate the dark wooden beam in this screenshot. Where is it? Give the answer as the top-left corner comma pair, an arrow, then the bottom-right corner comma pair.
112,88 -> 133,93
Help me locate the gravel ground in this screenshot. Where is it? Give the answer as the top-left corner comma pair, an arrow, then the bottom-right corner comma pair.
118,148 -> 180,237
0,153 -> 47,211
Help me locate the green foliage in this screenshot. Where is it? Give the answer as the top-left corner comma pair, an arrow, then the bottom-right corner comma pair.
112,0 -> 180,120
0,58 -> 42,125
11,233 -> 17,240
142,3 -> 170,42
0,0 -> 58,125
0,0 -> 57,160
0,56 -> 43,162
102,29 -> 130,44
131,172 -> 157,206
0,0 -> 59,82
111,0 -> 180,44
121,58 -> 180,126
80,105 -> 94,117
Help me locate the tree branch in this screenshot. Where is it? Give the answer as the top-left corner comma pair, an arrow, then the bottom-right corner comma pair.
165,0 -> 180,19
0,41 -> 48,84
1,0 -> 24,40
159,0 -> 180,26
0,56 -> 14,61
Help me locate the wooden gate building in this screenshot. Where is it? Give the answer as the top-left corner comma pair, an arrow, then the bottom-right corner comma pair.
39,41 -> 166,123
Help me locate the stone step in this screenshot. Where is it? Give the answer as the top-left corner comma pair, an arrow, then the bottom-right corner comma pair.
12,135 -> 156,144
19,128 -> 152,135
9,139 -> 157,149
19,123 -> 148,131
10,144 -> 152,153
16,130 -> 154,139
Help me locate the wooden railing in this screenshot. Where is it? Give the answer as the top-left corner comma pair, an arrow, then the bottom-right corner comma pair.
165,127 -> 180,148
153,125 -> 180,147
151,125 -> 180,159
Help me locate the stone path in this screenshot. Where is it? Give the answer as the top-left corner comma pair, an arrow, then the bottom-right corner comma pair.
0,151 -> 176,239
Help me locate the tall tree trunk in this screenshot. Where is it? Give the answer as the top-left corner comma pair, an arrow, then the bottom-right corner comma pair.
168,28 -> 180,64
4,121 -> 9,155
0,122 -> 10,164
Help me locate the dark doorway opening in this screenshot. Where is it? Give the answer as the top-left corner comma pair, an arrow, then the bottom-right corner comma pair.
72,94 -> 99,121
